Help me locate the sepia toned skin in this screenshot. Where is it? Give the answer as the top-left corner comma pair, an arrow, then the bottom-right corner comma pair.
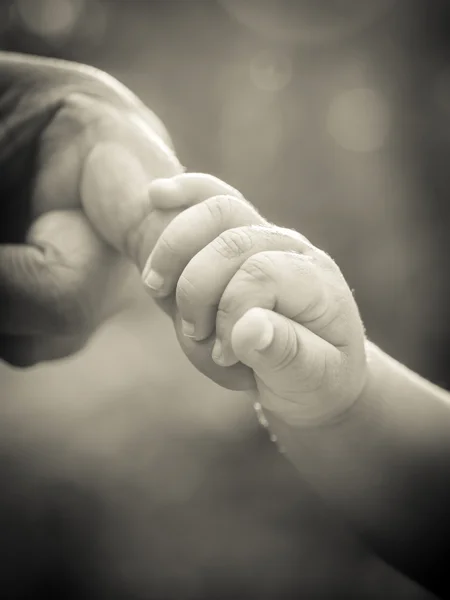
140,172 -> 450,599
0,53 -> 264,387
0,52 -> 181,366
1,52 -> 449,598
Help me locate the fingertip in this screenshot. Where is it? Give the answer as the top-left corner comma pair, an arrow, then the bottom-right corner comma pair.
253,314 -> 275,352
231,307 -> 274,357
150,172 -> 245,211
211,337 -> 239,367
142,268 -> 167,296
149,177 -> 183,209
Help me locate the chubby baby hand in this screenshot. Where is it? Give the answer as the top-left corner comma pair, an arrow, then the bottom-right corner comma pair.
143,174 -> 367,427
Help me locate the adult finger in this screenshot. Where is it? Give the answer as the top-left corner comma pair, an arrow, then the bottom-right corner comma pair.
0,332 -> 89,368
0,210 -> 125,335
73,96 -> 182,271
32,93 -> 182,272
149,172 -> 245,211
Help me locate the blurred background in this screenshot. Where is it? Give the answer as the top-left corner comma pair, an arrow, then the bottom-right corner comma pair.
0,0 -> 449,598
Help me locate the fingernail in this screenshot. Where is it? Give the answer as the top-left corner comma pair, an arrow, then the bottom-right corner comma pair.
181,320 -> 196,338
212,338 -> 226,366
254,318 -> 274,351
144,269 -> 164,292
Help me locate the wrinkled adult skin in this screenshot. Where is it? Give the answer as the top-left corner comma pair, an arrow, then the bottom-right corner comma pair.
0,53 -> 255,390
0,53 -> 180,367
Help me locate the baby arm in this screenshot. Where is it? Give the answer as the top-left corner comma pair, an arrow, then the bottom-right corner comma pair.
143,173 -> 450,597
265,343 -> 450,598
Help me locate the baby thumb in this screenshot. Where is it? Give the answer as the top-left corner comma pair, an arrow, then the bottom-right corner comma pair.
231,307 -> 347,426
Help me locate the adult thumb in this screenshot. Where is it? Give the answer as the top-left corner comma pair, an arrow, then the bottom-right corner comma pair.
231,307 -> 350,427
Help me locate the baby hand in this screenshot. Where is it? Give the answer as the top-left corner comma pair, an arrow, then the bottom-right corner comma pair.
144,174 -> 368,427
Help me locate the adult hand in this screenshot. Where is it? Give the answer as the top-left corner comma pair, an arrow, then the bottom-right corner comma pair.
0,52 -> 181,366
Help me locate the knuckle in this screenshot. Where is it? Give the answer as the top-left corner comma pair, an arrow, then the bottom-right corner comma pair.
240,253 -> 276,283
279,226 -> 314,252
288,251 -> 315,274
316,247 -> 340,273
320,308 -> 347,345
203,194 -> 266,232
202,194 -> 235,224
213,227 -> 254,260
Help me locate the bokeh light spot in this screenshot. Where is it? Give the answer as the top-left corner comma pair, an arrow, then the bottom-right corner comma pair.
219,0 -> 397,47
15,0 -> 84,40
326,87 -> 390,152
